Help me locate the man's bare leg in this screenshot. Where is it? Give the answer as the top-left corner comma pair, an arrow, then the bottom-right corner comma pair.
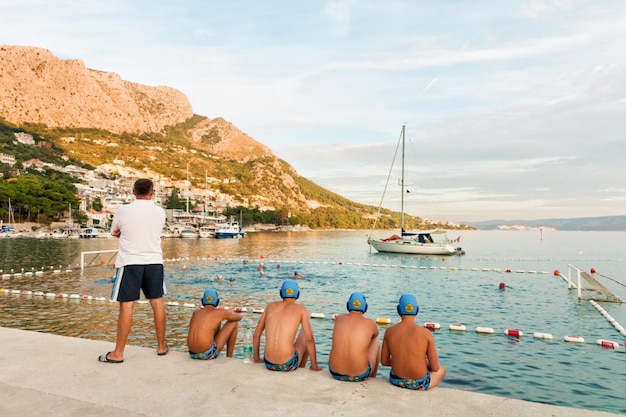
149,297 -> 167,354
215,321 -> 239,357
294,331 -> 309,367
429,366 -> 447,389
109,301 -> 135,361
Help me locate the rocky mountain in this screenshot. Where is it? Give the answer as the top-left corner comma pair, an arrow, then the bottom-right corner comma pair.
0,45 -> 192,134
0,45 -> 468,230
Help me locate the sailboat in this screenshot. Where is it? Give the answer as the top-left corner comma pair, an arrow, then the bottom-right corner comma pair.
367,126 -> 464,256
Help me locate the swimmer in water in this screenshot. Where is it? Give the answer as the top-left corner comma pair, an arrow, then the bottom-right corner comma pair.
292,271 -> 303,278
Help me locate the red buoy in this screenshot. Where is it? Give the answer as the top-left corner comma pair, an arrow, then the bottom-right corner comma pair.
590,267 -> 596,273
505,269 -> 511,273
553,269 -> 560,276
505,329 -> 522,337
499,282 -> 506,290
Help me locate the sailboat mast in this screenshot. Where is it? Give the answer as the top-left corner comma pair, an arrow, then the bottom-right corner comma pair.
186,163 -> 190,214
400,125 -> 406,231
204,170 -> 208,215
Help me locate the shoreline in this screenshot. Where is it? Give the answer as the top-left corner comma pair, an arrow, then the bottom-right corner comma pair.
0,326 -> 622,417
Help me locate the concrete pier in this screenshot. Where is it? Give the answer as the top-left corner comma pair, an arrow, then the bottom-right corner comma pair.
0,327 -> 621,417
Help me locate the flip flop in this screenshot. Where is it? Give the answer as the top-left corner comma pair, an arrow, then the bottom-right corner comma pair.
98,352 -> 123,363
157,345 -> 169,356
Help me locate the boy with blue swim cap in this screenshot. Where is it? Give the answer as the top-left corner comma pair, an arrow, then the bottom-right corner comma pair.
328,292 -> 380,382
253,279 -> 322,372
187,289 -> 242,360
381,293 -> 446,390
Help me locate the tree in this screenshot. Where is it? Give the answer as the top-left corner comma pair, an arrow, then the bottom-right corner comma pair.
92,197 -> 103,211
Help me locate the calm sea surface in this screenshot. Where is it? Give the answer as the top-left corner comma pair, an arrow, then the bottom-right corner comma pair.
1,230 -> 625,414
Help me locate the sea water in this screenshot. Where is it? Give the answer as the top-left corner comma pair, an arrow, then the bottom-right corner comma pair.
0,230 -> 625,414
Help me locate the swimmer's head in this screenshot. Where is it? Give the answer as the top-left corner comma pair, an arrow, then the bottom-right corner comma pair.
201,289 -> 220,307
397,293 -> 419,316
294,271 -> 299,275
280,279 -> 300,299
346,292 -> 368,313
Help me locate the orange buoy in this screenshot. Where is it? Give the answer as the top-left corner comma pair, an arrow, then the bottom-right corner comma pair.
590,267 -> 596,273
100,258 -> 106,265
553,269 -> 560,276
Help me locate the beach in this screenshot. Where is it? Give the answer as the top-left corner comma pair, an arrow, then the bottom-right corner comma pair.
0,326 -> 622,417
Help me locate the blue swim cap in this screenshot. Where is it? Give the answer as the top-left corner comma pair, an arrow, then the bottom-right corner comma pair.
201,289 -> 220,306
347,292 -> 368,313
280,279 -> 300,299
397,293 -> 419,316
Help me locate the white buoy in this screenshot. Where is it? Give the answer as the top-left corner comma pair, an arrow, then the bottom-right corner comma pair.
476,327 -> 495,334
563,335 -> 585,343
449,324 -> 467,332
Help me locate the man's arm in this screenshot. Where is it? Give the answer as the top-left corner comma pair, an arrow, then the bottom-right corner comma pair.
380,332 -> 391,366
300,309 -> 321,371
222,310 -> 243,322
425,332 -> 441,372
253,310 -> 267,363
110,215 -> 121,237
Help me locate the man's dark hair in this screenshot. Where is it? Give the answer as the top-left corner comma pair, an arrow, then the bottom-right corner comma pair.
133,179 -> 154,196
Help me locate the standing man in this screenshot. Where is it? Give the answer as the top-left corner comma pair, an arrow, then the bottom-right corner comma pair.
99,178 -> 167,363
253,279 -> 322,371
187,289 -> 242,359
328,292 -> 380,381
381,293 -> 446,390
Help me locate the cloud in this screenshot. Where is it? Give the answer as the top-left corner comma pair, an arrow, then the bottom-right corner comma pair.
2,0 -> 626,222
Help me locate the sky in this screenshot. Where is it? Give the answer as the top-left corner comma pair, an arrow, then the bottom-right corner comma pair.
2,1 -> 626,223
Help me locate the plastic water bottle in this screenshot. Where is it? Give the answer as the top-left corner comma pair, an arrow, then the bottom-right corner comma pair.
243,325 -> 253,364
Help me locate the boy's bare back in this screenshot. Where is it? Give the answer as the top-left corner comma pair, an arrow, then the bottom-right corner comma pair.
329,313 -> 378,373
187,308 -> 238,353
257,300 -> 307,363
382,320 -> 438,379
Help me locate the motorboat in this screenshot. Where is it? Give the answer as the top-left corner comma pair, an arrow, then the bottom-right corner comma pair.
214,222 -> 245,239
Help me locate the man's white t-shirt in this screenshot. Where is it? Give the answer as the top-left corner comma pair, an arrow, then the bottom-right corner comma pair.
111,199 -> 166,267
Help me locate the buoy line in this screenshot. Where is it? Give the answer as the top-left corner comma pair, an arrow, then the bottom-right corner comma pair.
2,287 -> 622,351
589,300 -> 626,337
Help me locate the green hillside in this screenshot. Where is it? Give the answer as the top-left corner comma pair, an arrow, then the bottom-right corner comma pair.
0,117 -> 471,230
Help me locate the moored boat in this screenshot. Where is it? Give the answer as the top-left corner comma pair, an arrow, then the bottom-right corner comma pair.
214,222 -> 245,239
367,126 -> 464,256
180,227 -> 199,238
